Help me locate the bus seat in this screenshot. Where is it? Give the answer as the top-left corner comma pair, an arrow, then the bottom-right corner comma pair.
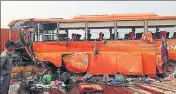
76,34 -> 81,40
160,31 -> 167,39
110,34 -> 115,40
173,32 -> 176,39
110,32 -> 118,40
135,33 -> 142,39
58,34 -> 67,41
129,32 -> 131,40
44,37 -> 49,41
155,32 -> 160,39
166,32 -> 170,39
151,33 -> 155,39
116,32 -> 119,39
88,33 -> 92,40
124,34 -> 129,40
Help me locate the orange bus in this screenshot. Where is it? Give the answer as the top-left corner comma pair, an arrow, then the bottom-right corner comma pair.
9,13 -> 176,77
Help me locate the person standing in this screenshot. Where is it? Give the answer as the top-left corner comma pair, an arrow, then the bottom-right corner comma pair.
0,40 -> 16,94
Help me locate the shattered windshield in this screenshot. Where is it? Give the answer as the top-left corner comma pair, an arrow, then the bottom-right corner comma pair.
11,20 -> 38,30
11,20 -> 24,29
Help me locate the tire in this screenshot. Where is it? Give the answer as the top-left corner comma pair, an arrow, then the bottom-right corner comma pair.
162,60 -> 176,77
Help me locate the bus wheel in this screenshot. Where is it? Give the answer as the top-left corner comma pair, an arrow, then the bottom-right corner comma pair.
162,61 -> 176,77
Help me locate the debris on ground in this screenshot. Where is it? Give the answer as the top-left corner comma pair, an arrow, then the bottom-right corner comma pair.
9,68 -> 176,94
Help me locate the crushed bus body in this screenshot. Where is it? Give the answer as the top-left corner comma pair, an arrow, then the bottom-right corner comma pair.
8,13 -> 176,77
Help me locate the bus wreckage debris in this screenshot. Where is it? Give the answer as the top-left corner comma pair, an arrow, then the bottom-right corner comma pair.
9,69 -> 176,94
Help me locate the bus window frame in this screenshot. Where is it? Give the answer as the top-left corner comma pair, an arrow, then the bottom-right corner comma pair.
149,26 -> 176,40
12,19 -> 176,42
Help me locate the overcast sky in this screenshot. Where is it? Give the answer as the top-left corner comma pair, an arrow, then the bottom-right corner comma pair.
1,1 -> 176,28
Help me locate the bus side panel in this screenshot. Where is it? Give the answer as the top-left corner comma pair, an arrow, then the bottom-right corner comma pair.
167,40 -> 176,61
169,53 -> 176,61
155,55 -> 163,73
141,53 -> 156,75
35,53 -> 62,67
87,53 -> 117,75
63,53 -> 89,73
155,40 -> 176,61
116,53 -> 143,75
33,42 -> 62,67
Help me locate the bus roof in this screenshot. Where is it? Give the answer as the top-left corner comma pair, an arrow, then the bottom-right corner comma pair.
8,13 -> 176,29
73,13 -> 158,19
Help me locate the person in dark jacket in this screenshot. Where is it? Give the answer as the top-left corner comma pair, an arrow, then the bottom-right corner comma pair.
0,40 -> 15,94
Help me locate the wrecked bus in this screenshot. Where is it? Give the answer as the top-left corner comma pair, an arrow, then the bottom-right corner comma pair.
8,13 -> 176,77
